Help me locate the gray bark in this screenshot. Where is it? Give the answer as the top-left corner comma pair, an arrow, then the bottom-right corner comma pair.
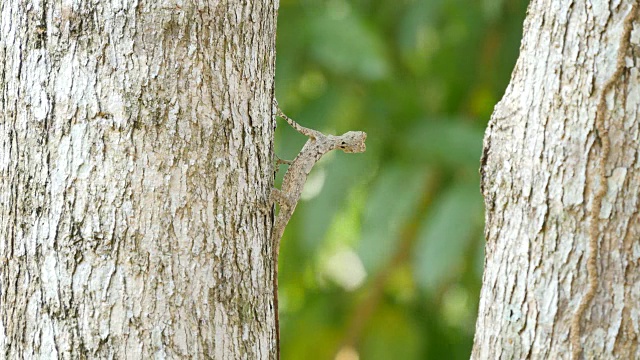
1,0 -> 278,358
474,0 -> 640,359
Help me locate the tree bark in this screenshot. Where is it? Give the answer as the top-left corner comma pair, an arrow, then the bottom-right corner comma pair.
474,0 -> 640,358
1,0 -> 278,358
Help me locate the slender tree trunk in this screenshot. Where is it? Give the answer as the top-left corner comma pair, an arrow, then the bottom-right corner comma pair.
474,1 -> 640,358
1,0 -> 278,358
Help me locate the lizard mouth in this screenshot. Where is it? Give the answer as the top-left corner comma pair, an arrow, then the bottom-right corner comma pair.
348,142 -> 366,153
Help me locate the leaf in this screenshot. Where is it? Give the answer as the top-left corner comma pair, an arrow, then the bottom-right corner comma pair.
400,118 -> 485,168
307,10 -> 390,80
299,151 -> 373,253
357,165 -> 428,273
413,181 -> 483,292
360,305 -> 425,360
282,294 -> 343,360
397,0 -> 444,74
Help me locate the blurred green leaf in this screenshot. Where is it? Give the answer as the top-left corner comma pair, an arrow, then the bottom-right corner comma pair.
300,152 -> 372,252
283,295 -> 343,360
400,119 -> 485,168
360,306 -> 424,360
482,0 -> 506,21
307,8 -> 390,80
397,0 -> 444,74
357,165 -> 428,273
274,0 -> 530,357
413,181 -> 484,292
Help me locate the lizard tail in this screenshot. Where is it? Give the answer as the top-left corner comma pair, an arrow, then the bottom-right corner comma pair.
271,218 -> 285,359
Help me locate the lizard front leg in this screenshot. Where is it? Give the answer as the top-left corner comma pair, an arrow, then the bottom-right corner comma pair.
270,188 -> 293,208
276,156 -> 293,166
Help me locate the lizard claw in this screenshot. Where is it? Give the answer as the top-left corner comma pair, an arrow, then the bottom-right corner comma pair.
276,156 -> 293,166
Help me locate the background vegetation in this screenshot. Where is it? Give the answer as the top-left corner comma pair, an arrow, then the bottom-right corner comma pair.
274,0 -> 529,358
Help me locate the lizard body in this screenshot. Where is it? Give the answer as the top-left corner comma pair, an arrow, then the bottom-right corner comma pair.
269,104 -> 366,357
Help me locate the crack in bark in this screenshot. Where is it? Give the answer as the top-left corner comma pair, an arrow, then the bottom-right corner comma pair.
569,3 -> 639,359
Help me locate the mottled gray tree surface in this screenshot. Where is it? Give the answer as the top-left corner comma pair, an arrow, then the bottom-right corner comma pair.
475,0 -> 640,358
1,0 -> 278,358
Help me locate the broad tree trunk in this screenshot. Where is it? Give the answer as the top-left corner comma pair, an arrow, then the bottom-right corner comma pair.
1,0 -> 278,358
474,0 -> 640,358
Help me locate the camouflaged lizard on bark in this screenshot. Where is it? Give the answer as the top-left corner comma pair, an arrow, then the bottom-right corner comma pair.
269,100 -> 367,357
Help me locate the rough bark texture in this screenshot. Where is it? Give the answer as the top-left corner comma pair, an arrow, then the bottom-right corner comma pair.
1,0 -> 278,358
475,0 -> 640,359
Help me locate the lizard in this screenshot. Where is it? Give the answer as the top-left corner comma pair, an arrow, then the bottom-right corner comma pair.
268,101 -> 367,358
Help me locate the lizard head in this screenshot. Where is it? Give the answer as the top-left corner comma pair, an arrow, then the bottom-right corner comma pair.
337,131 -> 367,153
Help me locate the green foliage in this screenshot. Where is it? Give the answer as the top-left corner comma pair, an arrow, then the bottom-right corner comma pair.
308,6 -> 390,80
275,0 -> 529,358
413,181 -> 484,292
358,165 -> 427,273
